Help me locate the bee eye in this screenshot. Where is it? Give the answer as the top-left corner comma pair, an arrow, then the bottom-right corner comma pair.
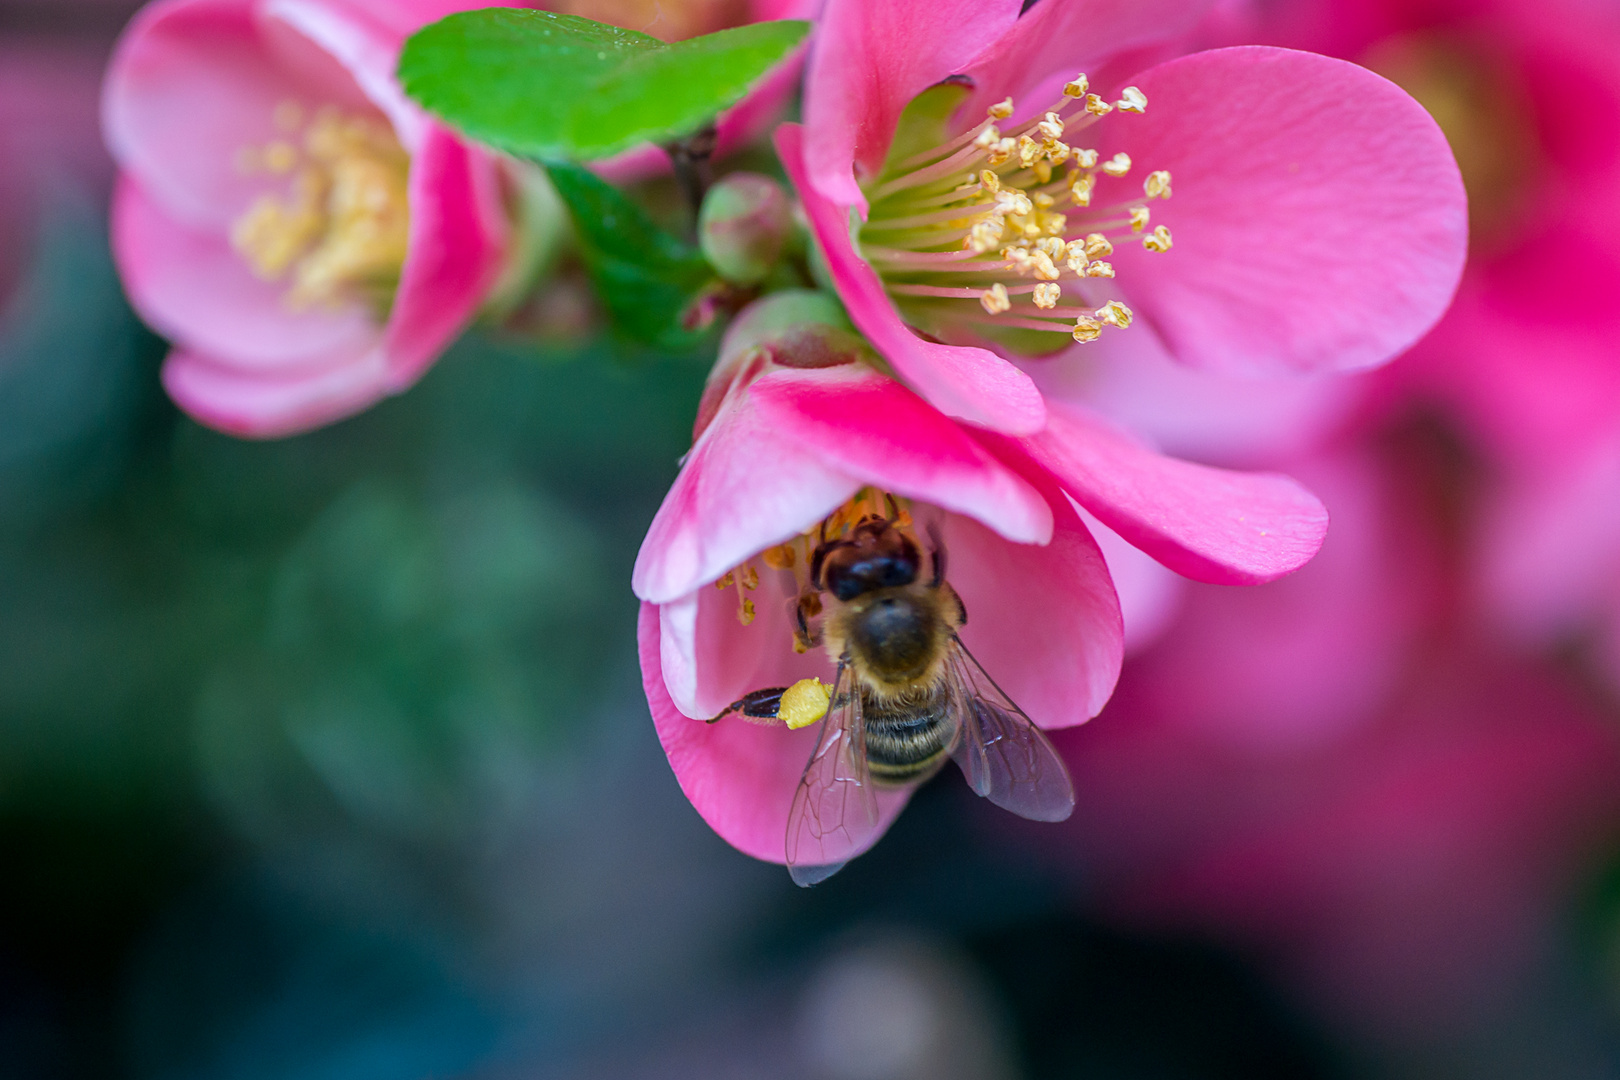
826,553 -> 918,601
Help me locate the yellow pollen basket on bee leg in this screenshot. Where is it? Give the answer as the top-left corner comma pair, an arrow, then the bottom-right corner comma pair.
779,678 -> 832,730
231,102 -> 412,311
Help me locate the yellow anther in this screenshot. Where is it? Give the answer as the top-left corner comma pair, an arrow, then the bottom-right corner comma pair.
1116,86 -> 1148,114
716,571 -> 735,589
763,544 -> 796,570
1037,112 -> 1065,142
1143,225 -> 1173,253
780,678 -> 832,730
1040,211 -> 1067,236
1129,205 -> 1151,232
996,190 -> 1034,216
1096,300 -> 1133,327
1064,239 -> 1089,274
1144,170 -> 1172,199
1084,261 -> 1115,278
1072,316 -> 1103,342
1100,152 -> 1132,178
980,283 -> 1011,314
1046,141 -> 1071,167
1084,93 -> 1113,117
1070,172 -> 1096,207
739,596 -> 757,625
1032,160 -> 1053,184
1032,282 -> 1062,309
1032,191 -> 1055,210
1083,233 -> 1113,258
1017,134 -> 1043,167
965,217 -> 1005,253
1063,74 -> 1090,98
986,138 -> 1016,166
1036,236 -> 1065,259
261,141 -> 298,174
979,169 -> 1002,193
1072,148 -> 1099,169
988,97 -> 1015,120
742,565 -> 759,590
973,124 -> 1001,149
1030,250 -> 1060,280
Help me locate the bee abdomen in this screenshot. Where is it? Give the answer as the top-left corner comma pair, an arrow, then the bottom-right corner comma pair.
863,694 -> 954,785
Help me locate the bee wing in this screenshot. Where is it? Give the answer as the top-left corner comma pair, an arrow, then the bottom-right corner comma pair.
945,636 -> 1076,822
785,659 -> 880,886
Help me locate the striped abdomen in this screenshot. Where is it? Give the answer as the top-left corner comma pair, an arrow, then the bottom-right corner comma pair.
862,683 -> 956,785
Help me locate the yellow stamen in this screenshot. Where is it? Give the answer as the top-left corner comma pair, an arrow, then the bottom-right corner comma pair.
1143,225 -> 1173,253
1100,152 -> 1132,178
1070,172 -> 1096,207
1144,170 -> 1173,199
980,283 -> 1011,314
1129,205 -> 1151,232
763,544 -> 796,570
1032,283 -> 1062,309
1072,148 -> 1099,169
230,104 -> 410,312
1084,94 -> 1113,117
1084,261 -> 1115,278
1097,300 -> 1133,328
988,97 -> 1015,120
1063,73 -> 1090,98
1072,316 -> 1103,342
1116,86 -> 1148,114
1083,233 -> 1113,258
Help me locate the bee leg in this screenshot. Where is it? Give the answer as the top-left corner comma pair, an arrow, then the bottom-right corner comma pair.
709,686 -> 789,724
794,591 -> 824,652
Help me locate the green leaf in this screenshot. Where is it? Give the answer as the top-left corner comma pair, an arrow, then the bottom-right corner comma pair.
542,162 -> 715,349
399,10 -> 810,161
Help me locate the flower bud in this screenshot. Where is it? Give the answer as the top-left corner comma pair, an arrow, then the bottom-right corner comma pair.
698,172 -> 793,286
693,291 -> 877,439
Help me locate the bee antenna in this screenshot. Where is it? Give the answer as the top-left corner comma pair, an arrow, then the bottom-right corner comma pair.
883,492 -> 900,521
927,521 -> 947,588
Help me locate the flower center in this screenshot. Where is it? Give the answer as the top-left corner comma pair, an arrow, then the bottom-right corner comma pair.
231,102 -> 412,312
859,75 -> 1172,347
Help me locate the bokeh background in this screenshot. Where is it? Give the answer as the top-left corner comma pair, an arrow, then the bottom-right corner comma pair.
8,0 -> 1620,1077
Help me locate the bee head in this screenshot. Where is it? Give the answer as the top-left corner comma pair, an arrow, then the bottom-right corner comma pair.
815,519 -> 921,602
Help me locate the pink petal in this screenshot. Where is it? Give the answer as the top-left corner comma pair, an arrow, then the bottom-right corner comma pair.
800,0 -> 1022,212
103,0 -> 316,229
1020,399 -> 1329,585
112,176 -> 381,366
631,374 -> 862,605
747,363 -> 1053,545
776,123 -> 1047,436
381,122 -> 508,389
263,0 -> 427,149
942,499 -> 1123,729
162,344 -> 390,437
958,0 -> 1214,124
641,601 -> 911,865
1107,46 -> 1467,376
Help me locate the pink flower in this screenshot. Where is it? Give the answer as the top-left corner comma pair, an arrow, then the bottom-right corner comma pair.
782,0 -> 1469,435
636,292 -> 1334,875
103,0 -> 513,437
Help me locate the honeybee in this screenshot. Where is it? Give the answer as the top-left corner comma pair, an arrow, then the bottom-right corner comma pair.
714,512 -> 1075,886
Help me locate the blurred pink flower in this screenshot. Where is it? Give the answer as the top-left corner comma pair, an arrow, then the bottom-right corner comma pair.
635,293 -> 1333,868
780,0 -> 1469,435
1241,1 -> 1620,677
103,0 -> 512,437
1049,436 -> 1620,1053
